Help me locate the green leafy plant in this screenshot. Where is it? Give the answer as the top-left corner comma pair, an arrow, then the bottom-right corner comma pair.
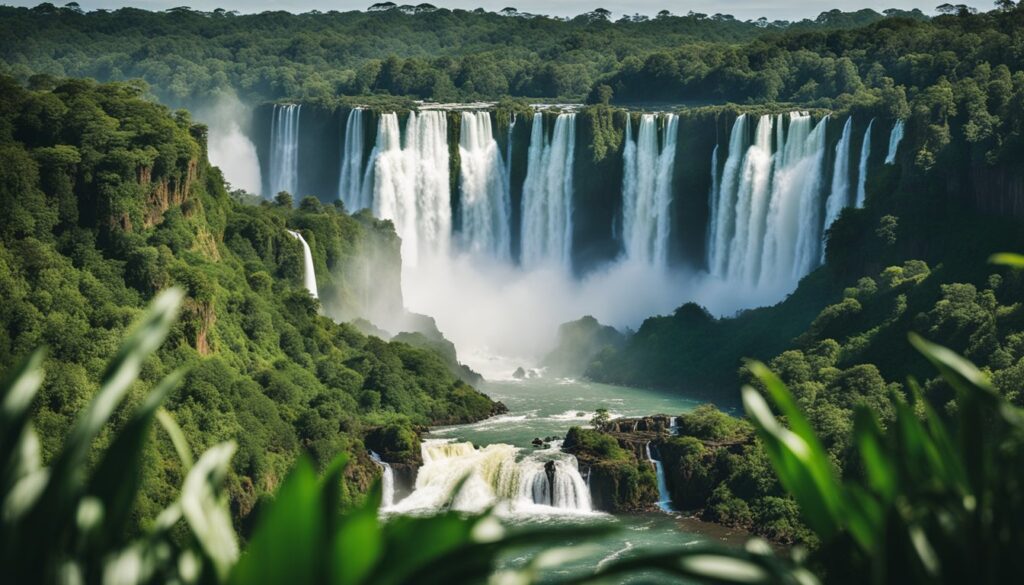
0,288 -> 239,584
741,333 -> 1024,584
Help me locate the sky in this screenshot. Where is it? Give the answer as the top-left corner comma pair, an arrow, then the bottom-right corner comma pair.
6,0 -> 992,22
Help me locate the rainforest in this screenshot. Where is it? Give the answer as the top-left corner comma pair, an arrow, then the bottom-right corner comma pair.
2,2 -> 1024,584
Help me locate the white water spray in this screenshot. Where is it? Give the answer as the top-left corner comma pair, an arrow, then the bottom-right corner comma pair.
366,111 -> 451,267
287,229 -> 318,299
645,442 -> 674,513
708,114 -> 748,276
855,118 -> 874,208
338,108 -> 368,211
708,112 -> 829,288
458,111 -> 511,260
622,114 -> 678,266
369,451 -> 396,508
521,113 -> 577,270
391,440 -> 593,515
823,116 -> 854,237
269,104 -> 300,197
885,119 -> 904,165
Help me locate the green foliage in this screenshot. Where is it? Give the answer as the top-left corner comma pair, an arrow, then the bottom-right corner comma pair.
743,334 -> 1024,584
0,292 -> 658,585
0,77 -> 497,534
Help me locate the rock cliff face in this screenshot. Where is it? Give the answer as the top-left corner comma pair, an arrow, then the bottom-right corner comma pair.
141,158 -> 199,228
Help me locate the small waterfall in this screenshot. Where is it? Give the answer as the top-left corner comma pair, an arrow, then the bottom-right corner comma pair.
366,111 -> 451,266
885,119 -> 905,165
458,111 -> 511,260
269,104 -> 301,197
392,440 -> 593,515
338,107 -> 367,211
708,114 -> 748,276
621,114 -> 678,266
521,112 -> 577,270
645,442 -> 673,513
369,451 -> 396,508
855,119 -> 875,208
823,117 -> 854,238
287,229 -> 318,299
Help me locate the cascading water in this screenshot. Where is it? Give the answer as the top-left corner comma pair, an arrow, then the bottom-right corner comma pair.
338,107 -> 367,211
458,111 -> 511,260
855,118 -> 875,208
708,112 -> 829,287
645,442 -> 674,513
269,104 -> 301,197
365,111 -> 451,267
823,117 -> 854,237
621,114 -> 678,266
287,229 -> 318,299
726,114 -> 774,284
369,451 -> 396,508
521,112 -> 577,270
885,119 -> 905,165
708,114 -> 748,276
390,440 -> 593,515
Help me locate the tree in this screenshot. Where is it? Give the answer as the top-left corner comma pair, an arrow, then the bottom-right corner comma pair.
274,191 -> 293,208
586,83 -> 613,105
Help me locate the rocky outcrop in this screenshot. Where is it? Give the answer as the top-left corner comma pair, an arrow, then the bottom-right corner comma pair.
140,158 -> 199,229
562,425 -> 658,512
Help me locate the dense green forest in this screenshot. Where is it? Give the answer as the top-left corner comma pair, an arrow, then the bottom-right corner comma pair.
0,76 -> 500,533
5,2 -> 1024,583
0,3 -> 925,105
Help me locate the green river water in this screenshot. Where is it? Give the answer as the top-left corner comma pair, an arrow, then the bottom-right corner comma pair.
418,378 -> 750,583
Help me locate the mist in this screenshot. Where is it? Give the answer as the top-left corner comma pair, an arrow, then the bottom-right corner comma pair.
192,93 -> 262,194
402,251 -> 795,379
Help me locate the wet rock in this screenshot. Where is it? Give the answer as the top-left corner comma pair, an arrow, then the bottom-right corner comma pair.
513,367 -> 527,379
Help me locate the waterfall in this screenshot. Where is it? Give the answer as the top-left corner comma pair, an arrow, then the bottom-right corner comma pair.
287,229 -> 318,299
366,111 -> 451,267
391,440 -> 593,515
458,111 -> 511,260
823,117 -> 854,238
885,119 -> 905,165
621,114 -> 678,266
369,451 -> 396,508
269,104 -> 301,198
708,114 -> 748,276
521,112 -> 577,270
645,442 -> 674,513
709,112 -> 830,287
767,113 -> 829,283
726,114 -> 774,283
505,113 -> 516,202
338,107 -> 367,211
855,118 -> 875,208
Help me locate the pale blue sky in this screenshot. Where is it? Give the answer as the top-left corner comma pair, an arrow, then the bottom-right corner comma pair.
5,0 -> 992,22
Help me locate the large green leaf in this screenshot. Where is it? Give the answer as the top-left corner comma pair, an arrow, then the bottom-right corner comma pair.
230,457 -> 322,585
742,383 -> 845,542
0,348 -> 46,495
182,441 -> 239,582
853,407 -> 896,502
87,369 -> 184,550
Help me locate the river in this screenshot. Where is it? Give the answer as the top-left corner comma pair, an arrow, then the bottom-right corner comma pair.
387,377 -> 752,583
